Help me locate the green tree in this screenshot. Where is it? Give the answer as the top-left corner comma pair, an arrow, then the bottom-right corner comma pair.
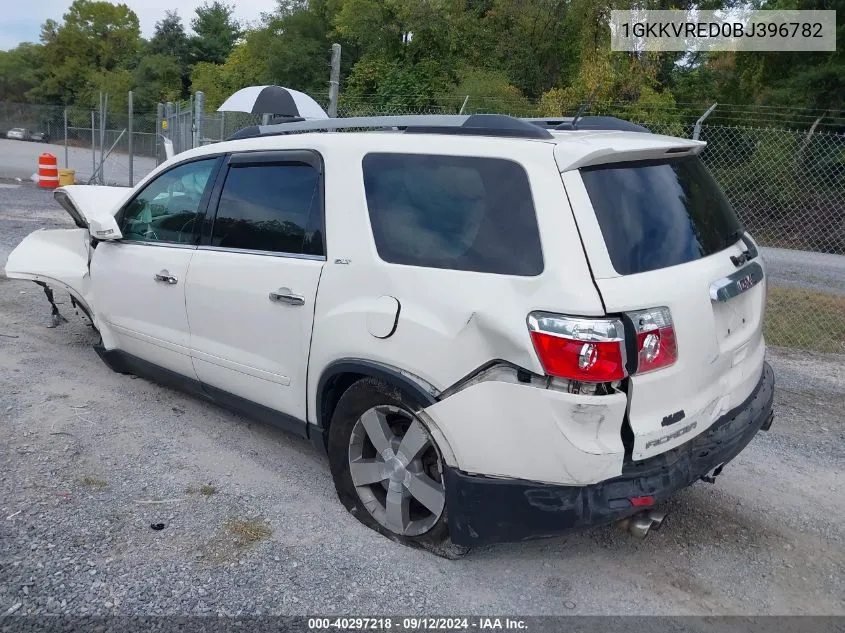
189,61 -> 229,108
148,10 -> 192,96
731,0 -> 844,112
262,4 -> 334,95
81,68 -> 134,111
539,0 -> 678,125
448,66 -> 535,115
30,0 -> 141,104
133,54 -> 184,110
484,0 -> 577,100
190,1 -> 242,65
343,55 -> 454,110
0,43 -> 46,102
672,0 -> 843,118
189,43 -> 269,109
149,11 -> 190,61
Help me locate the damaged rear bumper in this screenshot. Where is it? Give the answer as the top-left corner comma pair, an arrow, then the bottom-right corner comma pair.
443,361 -> 775,547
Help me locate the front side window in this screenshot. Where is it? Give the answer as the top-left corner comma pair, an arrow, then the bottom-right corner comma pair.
210,162 -> 323,256
120,159 -> 217,244
362,153 -> 543,276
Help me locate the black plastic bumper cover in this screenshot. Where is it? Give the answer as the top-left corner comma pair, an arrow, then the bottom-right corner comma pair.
444,361 -> 775,547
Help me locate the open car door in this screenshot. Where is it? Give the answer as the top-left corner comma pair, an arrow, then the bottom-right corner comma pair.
4,185 -> 129,325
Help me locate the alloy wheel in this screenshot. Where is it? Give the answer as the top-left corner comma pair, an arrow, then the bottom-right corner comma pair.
348,405 -> 445,537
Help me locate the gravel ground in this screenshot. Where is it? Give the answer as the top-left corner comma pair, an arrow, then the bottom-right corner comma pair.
1,182 -> 844,617
761,247 -> 845,297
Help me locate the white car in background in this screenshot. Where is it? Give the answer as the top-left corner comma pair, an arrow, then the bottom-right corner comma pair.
4,114 -> 775,557
6,127 -> 32,141
5,127 -> 49,142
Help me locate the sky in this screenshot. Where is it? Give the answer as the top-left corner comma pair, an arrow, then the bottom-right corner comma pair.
0,0 -> 278,51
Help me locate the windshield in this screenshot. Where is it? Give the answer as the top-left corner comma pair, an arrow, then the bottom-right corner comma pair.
580,155 -> 743,275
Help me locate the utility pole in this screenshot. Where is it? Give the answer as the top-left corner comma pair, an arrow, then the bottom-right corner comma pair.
63,108 -> 68,168
128,90 -> 134,186
155,103 -> 164,165
100,92 -> 108,184
91,110 -> 95,180
328,43 -> 341,118
195,91 -> 205,149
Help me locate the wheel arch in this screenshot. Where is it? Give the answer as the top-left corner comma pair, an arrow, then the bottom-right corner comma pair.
313,359 -> 440,444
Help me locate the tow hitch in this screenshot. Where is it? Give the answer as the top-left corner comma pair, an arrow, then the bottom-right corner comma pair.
700,463 -> 725,484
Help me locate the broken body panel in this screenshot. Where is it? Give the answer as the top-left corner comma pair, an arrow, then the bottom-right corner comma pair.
5,228 -> 94,325
557,145 -> 767,462
4,185 -> 129,324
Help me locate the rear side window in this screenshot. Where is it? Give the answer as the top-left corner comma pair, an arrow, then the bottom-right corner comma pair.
362,153 -> 543,276
211,163 -> 323,256
580,156 -> 743,275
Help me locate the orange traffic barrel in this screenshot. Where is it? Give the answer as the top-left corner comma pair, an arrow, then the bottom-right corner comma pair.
38,153 -> 59,189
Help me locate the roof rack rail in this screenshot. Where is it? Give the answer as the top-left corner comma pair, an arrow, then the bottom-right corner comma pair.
227,114 -> 555,141
522,116 -> 652,133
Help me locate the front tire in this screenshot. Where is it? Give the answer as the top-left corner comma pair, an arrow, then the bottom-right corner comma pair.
327,377 -> 467,559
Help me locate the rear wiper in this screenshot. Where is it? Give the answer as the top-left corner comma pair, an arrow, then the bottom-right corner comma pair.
729,230 -> 758,267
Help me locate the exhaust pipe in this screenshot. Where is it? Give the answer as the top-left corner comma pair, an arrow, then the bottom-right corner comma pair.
645,509 -> 666,530
617,509 -> 667,538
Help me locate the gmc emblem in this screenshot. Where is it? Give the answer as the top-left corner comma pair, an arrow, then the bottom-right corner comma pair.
737,274 -> 756,292
661,409 -> 686,427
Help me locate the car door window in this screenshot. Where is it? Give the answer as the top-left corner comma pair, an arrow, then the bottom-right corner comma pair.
362,153 -> 543,276
210,162 -> 324,256
119,159 -> 217,245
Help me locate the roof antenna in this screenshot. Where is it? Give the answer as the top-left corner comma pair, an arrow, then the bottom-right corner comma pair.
571,87 -> 599,130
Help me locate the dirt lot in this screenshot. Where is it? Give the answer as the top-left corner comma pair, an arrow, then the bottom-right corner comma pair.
1,183 -> 844,616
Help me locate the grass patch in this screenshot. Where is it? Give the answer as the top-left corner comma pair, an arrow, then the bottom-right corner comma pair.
226,518 -> 273,547
76,475 -> 107,490
186,483 -> 217,496
765,286 -> 845,353
197,517 -> 273,564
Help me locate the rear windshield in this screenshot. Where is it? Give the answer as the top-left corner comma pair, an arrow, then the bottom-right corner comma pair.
580,156 -> 742,275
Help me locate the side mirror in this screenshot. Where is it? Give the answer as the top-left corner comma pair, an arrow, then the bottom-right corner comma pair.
88,214 -> 123,241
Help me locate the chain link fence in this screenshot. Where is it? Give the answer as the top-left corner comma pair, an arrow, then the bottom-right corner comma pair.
698,124 -> 844,355
2,97 -> 843,354
0,101 -> 161,186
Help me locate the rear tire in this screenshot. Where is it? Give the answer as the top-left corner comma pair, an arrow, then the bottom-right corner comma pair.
327,377 -> 468,559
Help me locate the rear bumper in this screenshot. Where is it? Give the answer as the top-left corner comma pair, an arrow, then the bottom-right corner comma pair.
444,361 -> 775,547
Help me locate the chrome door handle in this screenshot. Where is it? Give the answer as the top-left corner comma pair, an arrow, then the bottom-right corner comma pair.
269,288 -> 305,306
154,270 -> 178,285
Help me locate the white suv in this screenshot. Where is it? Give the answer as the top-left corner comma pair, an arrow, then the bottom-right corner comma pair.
5,114 -> 775,557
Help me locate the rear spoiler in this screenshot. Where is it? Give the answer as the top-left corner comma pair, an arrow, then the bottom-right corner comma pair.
554,136 -> 706,172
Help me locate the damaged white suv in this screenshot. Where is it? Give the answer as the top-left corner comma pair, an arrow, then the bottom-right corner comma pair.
5,114 -> 775,556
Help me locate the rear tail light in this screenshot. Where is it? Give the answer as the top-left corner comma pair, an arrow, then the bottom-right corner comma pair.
628,307 -> 677,374
527,313 -> 626,382
527,307 -> 677,382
